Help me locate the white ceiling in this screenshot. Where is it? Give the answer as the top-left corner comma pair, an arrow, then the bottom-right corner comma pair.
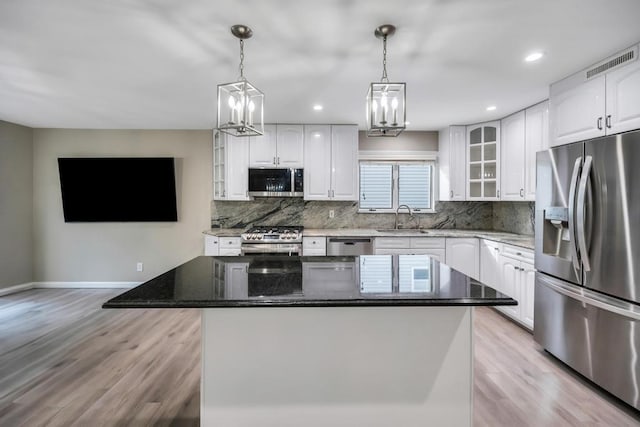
2,0 -> 640,130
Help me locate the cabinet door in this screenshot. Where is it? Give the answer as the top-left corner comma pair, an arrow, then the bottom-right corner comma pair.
500,111 -> 526,201
225,264 -> 248,299
225,136 -> 251,200
479,239 -> 501,291
276,124 -> 304,167
521,262 -> 536,330
605,58 -> 640,135
331,125 -> 358,200
303,125 -> 332,200
549,74 -> 605,147
497,255 -> 520,319
467,122 -> 500,201
438,126 -> 466,201
524,101 -> 549,201
249,124 -> 277,167
204,235 -> 219,256
445,238 -> 479,281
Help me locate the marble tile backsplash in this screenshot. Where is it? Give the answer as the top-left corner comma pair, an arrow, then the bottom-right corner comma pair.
212,199 -> 502,231
492,202 -> 535,235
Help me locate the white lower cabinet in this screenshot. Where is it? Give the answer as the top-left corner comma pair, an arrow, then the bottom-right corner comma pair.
204,235 -> 220,256
479,239 -> 501,290
445,238 -> 480,281
219,237 -> 242,256
302,237 -> 327,256
492,244 -> 535,330
374,237 -> 446,261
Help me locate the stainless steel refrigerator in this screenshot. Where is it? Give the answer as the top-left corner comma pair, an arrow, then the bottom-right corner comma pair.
535,129 -> 640,410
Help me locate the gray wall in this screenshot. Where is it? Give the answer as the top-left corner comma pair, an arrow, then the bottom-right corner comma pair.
359,130 -> 438,151
33,129 -> 212,282
0,121 -> 34,289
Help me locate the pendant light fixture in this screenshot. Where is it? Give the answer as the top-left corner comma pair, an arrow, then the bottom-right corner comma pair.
217,25 -> 264,137
366,24 -> 406,137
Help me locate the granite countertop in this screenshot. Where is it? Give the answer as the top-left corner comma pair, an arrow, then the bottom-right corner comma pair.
204,228 -> 535,250
103,255 -> 516,309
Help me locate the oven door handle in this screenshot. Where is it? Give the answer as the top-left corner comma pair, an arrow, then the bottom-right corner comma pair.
241,244 -> 302,255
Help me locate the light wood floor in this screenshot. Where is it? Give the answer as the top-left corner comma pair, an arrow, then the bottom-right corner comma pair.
0,289 -> 639,426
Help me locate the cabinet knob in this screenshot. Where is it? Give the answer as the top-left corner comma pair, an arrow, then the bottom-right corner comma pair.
597,117 -> 603,130
606,115 -> 612,129
516,252 -> 522,256
273,156 -> 276,165
520,188 -> 524,198
450,190 -> 453,198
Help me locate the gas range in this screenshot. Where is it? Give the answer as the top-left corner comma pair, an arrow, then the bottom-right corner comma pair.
241,226 -> 303,244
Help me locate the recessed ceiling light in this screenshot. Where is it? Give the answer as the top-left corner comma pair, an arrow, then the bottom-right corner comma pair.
313,104 -> 323,111
486,106 -> 497,111
525,52 -> 544,62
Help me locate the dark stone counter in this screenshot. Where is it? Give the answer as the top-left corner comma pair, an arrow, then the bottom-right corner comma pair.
103,255 -> 517,308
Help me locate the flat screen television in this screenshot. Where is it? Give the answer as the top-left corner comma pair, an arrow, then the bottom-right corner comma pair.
58,157 -> 178,222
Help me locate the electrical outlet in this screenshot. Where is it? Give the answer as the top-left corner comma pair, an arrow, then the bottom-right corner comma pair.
136,262 -> 143,272
329,210 -> 335,218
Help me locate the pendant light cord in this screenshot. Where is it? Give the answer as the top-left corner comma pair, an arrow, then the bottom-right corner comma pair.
381,35 -> 389,83
238,39 -> 245,80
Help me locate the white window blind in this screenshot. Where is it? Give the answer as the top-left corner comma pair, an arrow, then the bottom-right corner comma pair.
398,164 -> 431,209
360,255 -> 392,293
359,163 -> 393,210
398,255 -> 432,292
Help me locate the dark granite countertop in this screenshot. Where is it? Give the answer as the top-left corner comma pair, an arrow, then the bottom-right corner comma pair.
103,255 -> 516,309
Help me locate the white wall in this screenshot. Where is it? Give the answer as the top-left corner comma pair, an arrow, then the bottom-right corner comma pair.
0,121 -> 34,289
33,129 -> 211,282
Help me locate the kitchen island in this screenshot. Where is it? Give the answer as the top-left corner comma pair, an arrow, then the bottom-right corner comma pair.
104,255 -> 516,426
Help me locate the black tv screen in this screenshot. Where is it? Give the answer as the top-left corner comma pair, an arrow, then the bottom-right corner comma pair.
58,157 -> 178,222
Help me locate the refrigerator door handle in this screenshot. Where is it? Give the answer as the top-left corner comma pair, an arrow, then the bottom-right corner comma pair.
577,155 -> 593,272
567,157 -> 582,274
539,274 -> 640,321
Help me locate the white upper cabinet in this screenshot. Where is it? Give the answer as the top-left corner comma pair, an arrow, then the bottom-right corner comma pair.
549,74 -> 605,147
304,125 -> 358,201
438,126 -> 466,201
331,125 -> 358,200
467,121 -> 500,201
524,101 -> 549,201
276,124 -> 305,167
249,124 -> 303,168
500,111 -> 526,201
605,58 -> 640,135
213,131 -> 251,201
550,44 -> 640,147
303,125 -> 332,199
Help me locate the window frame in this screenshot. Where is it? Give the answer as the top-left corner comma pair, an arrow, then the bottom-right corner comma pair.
358,160 -> 436,213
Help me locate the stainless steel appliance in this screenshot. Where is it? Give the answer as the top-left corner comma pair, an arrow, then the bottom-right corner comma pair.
241,225 -> 303,255
248,168 -> 303,197
535,130 -> 640,410
326,238 -> 374,256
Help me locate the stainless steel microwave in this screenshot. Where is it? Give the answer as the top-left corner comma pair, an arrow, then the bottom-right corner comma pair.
248,168 -> 303,197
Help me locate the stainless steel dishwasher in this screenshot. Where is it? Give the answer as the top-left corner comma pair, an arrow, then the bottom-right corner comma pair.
326,237 -> 373,255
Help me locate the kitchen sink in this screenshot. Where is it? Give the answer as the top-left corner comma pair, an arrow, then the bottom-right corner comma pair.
376,229 -> 430,234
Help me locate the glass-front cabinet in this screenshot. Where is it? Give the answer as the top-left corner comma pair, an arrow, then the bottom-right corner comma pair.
467,121 -> 500,200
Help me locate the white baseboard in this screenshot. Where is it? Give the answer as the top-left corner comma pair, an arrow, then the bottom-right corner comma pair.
0,282 -> 35,296
33,282 -> 138,289
0,281 -> 137,296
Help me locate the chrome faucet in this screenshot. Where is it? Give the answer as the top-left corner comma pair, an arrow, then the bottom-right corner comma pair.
395,204 -> 413,229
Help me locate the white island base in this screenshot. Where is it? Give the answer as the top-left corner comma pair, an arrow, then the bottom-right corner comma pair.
201,306 -> 474,426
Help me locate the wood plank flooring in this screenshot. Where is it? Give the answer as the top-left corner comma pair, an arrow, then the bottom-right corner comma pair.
0,289 -> 639,426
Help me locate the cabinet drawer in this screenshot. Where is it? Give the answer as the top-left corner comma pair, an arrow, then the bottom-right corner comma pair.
410,237 -> 445,249
204,235 -> 219,256
375,237 -> 411,249
219,237 -> 242,248
501,244 -> 533,262
303,237 -> 326,250
219,248 -> 242,256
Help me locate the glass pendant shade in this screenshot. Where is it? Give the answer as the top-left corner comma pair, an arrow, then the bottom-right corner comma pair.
366,82 -> 406,137
217,80 -> 264,137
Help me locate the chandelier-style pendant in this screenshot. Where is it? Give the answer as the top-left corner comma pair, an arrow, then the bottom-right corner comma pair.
217,25 -> 264,137
366,25 -> 406,137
